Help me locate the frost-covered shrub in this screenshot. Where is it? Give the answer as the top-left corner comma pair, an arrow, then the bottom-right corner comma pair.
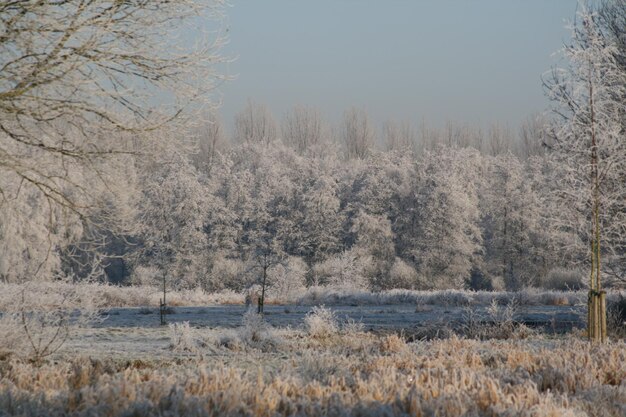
465,267 -> 493,291
313,249 -> 370,290
304,306 -> 338,338
461,299 -> 532,340
486,298 -> 517,338
214,309 -> 280,352
606,295 -> 626,338
0,280 -> 102,362
217,308 -> 281,352
382,258 -> 418,290
341,317 -> 365,335
168,321 -> 200,354
209,256 -> 249,292
267,257 -> 307,302
240,308 -> 266,343
537,268 -> 584,290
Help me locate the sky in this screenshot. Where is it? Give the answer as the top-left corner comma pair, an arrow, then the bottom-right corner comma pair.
214,0 -> 580,133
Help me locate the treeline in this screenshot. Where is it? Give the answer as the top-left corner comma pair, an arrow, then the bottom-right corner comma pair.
1,101 -> 623,291
121,112 -> 600,292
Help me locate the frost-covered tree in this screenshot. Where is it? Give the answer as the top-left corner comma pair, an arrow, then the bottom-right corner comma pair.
191,114 -> 228,175
383,120 -> 416,152
267,256 -> 307,301
313,249 -> 371,290
481,154 -> 544,289
545,7 -> 626,278
545,6 -> 626,339
518,114 -> 550,159
297,174 -> 343,266
387,258 -> 419,289
136,146 -> 211,291
0,1 -> 225,281
350,210 -> 395,289
0,0 -> 224,212
412,147 -> 483,289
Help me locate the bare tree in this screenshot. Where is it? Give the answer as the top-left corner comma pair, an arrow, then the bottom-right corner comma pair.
383,120 -> 416,152
282,105 -> 326,155
192,113 -> 227,174
517,114 -> 549,159
234,100 -> 278,146
0,0 -> 225,214
487,123 -> 513,156
342,107 -> 375,159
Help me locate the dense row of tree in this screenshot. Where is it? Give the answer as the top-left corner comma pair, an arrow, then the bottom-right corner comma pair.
128,128 -> 595,293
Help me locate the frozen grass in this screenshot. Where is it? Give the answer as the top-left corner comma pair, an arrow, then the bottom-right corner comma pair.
304,305 -> 339,338
212,308 -> 284,353
0,282 -> 624,309
295,286 -> 626,308
0,331 -> 624,417
0,282 -> 243,309
168,321 -> 202,355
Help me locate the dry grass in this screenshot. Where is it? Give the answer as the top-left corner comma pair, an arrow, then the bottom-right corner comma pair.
0,331 -> 624,417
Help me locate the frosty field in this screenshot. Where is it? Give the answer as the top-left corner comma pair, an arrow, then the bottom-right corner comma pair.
1,296 -> 624,417
1,326 -> 624,417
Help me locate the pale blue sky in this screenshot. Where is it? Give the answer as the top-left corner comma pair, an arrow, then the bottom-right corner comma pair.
215,0 -> 580,131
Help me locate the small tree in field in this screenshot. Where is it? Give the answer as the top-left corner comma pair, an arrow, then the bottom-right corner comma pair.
545,6 -> 626,342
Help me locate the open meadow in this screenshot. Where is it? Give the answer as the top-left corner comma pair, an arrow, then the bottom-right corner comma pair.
1,319 -> 625,417
0,283 -> 625,417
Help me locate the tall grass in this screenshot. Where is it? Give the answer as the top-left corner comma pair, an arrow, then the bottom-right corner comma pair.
0,334 -> 623,416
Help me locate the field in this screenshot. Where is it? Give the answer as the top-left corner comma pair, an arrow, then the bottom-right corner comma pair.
0,284 -> 625,416
1,328 -> 625,417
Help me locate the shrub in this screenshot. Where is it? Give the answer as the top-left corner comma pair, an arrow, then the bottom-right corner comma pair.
168,322 -> 200,354
465,267 -> 493,291
0,279 -> 102,363
486,298 -> 517,339
304,306 -> 338,338
341,317 -> 365,335
538,268 -> 584,290
312,250 -> 370,290
240,308 -> 267,343
383,258 -> 418,290
218,308 -> 281,352
208,256 -> 249,292
129,265 -> 161,287
606,295 -> 626,338
460,299 -> 529,340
